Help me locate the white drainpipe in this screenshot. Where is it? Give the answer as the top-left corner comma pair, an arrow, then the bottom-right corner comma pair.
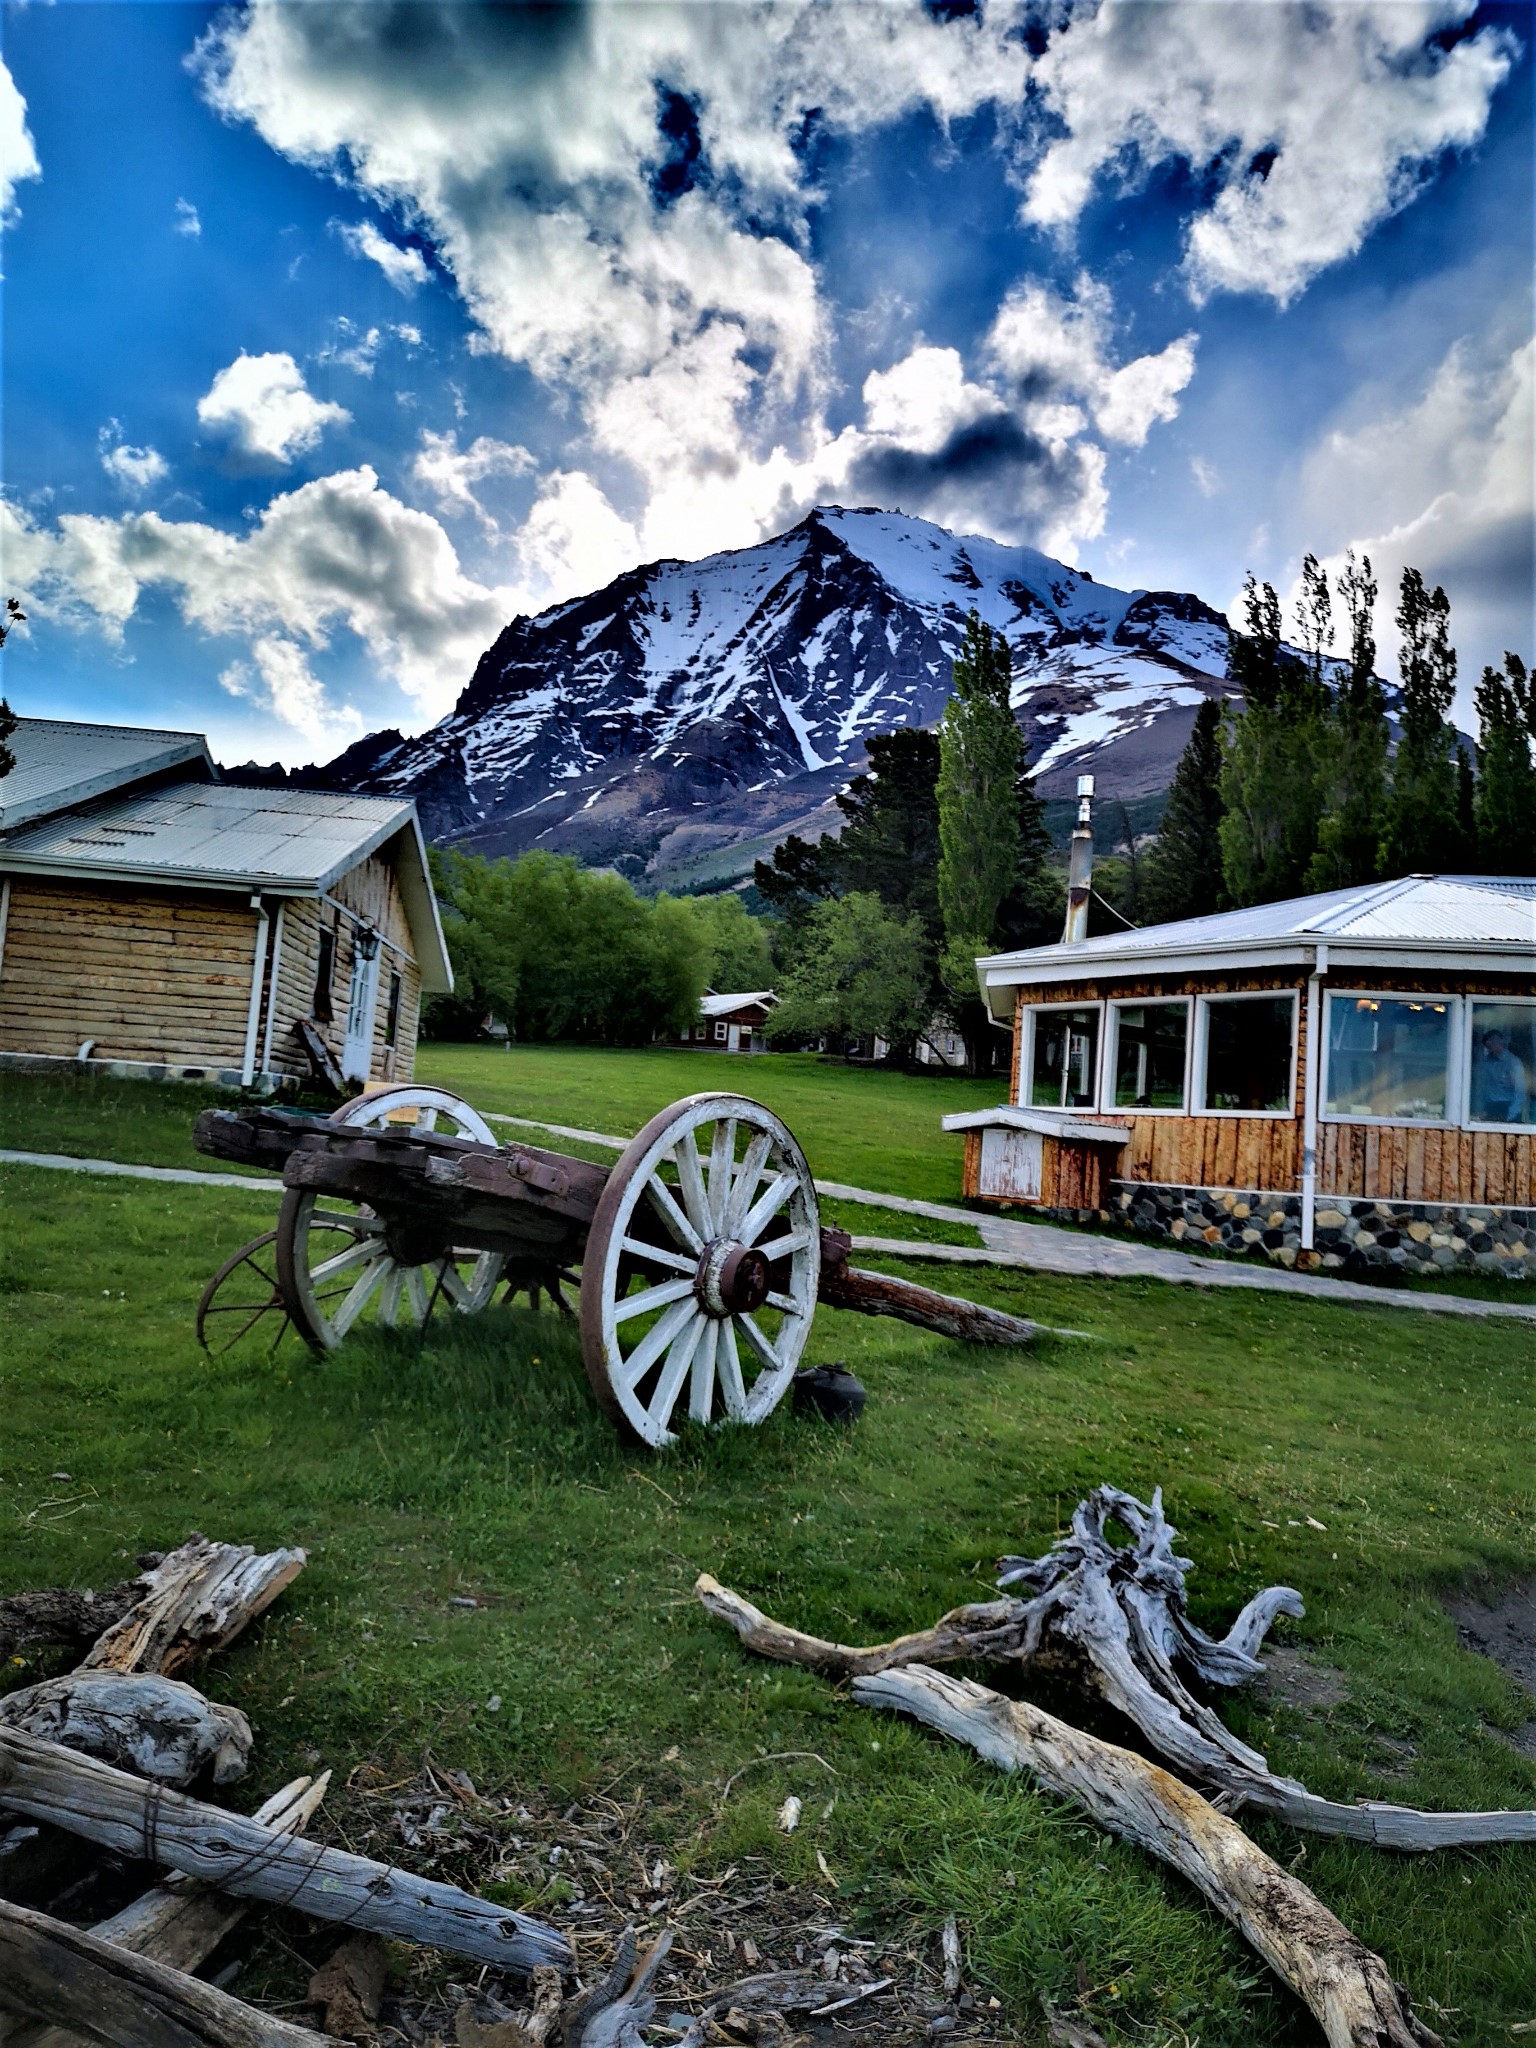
1300,942 -> 1328,1251
259,901 -> 286,1076
241,894 -> 270,1088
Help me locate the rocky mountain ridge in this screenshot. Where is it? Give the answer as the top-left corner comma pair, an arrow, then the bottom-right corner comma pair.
269,506 -> 1242,884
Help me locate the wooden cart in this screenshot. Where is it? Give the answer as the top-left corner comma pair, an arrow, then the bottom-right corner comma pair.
193,1086 -> 1034,1448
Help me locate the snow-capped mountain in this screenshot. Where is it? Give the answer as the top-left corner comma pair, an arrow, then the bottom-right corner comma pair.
307,506 -> 1238,881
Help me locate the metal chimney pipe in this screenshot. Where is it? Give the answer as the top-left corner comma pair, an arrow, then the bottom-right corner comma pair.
1062,773 -> 1095,945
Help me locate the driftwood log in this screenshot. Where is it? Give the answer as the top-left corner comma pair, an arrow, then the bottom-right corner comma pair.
0,1896 -> 320,2048
698,1486 -> 1536,1849
4,1773 -> 330,2048
0,1725 -> 570,1974
0,1674 -> 252,1788
80,1537 -> 306,1679
855,1665 -> 1439,2048
817,1253 -> 1040,1347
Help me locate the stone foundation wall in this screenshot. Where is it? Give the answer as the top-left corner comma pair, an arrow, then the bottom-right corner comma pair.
1063,1181 -> 1534,1279
0,1050 -> 297,1095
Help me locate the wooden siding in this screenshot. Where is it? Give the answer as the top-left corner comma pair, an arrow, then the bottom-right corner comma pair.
1002,966 -> 1536,1205
0,843 -> 427,1085
0,878 -> 257,1067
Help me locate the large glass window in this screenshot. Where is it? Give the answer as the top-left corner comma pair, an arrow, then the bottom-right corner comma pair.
1325,996 -> 1451,1121
1467,1002 -> 1536,1127
1202,996 -> 1293,1112
1112,1003 -> 1188,1109
1029,1007 -> 1100,1109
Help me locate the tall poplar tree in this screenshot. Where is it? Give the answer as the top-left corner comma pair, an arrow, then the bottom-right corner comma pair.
1380,569 -> 1466,874
936,610 -> 1021,1015
1219,575 -> 1327,904
1474,653 -> 1536,872
1307,550 -> 1389,890
1140,696 -> 1229,921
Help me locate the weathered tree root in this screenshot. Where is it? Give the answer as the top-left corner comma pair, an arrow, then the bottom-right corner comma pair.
697,1484 -> 1536,1848
855,1665 -> 1440,2048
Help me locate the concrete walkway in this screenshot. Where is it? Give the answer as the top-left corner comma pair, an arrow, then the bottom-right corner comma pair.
6,1132 -> 1533,1325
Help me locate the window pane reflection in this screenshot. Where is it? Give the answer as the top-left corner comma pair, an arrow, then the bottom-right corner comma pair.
1203,997 -> 1293,1111
1468,1003 -> 1535,1126
1325,996 -> 1450,1121
1113,1003 -> 1187,1108
1029,1007 -> 1100,1109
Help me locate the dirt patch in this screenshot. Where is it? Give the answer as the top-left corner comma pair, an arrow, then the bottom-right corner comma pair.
1443,1579 -> 1536,1699
1257,1646 -> 1349,1715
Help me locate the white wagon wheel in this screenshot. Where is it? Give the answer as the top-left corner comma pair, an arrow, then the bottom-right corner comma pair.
276,1086 -> 506,1352
579,1094 -> 821,1447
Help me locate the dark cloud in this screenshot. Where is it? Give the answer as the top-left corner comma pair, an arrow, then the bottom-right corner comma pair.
847,408 -> 1098,543
651,86 -> 706,205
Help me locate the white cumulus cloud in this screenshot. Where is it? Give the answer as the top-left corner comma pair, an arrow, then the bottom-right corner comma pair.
412,430 -> 535,531
174,198 -> 201,238
98,423 -> 169,496
220,636 -> 364,751
1296,332 -> 1533,696
0,56 -> 40,222
197,351 -> 351,463
337,218 -> 431,294
1024,0 -> 1516,306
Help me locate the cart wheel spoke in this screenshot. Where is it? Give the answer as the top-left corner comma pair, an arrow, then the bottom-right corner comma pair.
765,1291 -> 797,1314
688,1318 -> 719,1424
378,1266 -> 405,1327
309,1235 -> 382,1284
405,1265 -> 431,1324
673,1140 -> 712,1237
755,1227 -> 812,1264
644,1176 -> 703,1255
724,1131 -> 772,1234
716,1318 -> 748,1415
331,1254 -> 391,1337
613,1274 -> 698,1325
436,1262 -> 472,1309
706,1118 -> 736,1230
618,1294 -> 700,1395
620,1236 -> 696,1275
647,1312 -> 706,1433
737,1170 -> 799,1248
310,1208 -> 384,1234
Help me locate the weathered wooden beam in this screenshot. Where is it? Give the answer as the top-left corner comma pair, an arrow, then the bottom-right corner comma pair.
695,1574 -> 1028,1680
854,1666 -> 1441,2048
81,1538 -> 306,1680
0,1674 -> 252,1788
816,1260 -> 1040,1346
0,1896 -> 320,2048
6,1775 -> 330,2048
0,1726 -> 569,1975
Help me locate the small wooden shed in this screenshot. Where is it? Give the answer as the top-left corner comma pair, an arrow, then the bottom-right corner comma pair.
0,718 -> 451,1092
947,874 -> 1536,1277
675,990 -> 776,1053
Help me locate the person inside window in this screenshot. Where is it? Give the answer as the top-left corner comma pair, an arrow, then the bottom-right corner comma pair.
1472,1028 -> 1530,1125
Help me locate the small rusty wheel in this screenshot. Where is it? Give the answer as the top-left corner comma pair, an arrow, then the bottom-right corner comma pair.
196,1230 -> 291,1358
578,1094 -> 820,1447
276,1086 -> 506,1351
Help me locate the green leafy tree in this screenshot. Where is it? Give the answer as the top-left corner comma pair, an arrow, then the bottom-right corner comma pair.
1219,575 -> 1327,904
1308,550 -> 1388,891
0,598 -> 24,780
1473,653 -> 1536,872
834,728 -> 943,942
936,612 -> 1021,1001
1380,569 -> 1467,874
765,892 -> 931,1055
669,889 -> 773,991
1140,697 -> 1229,922
995,763 -> 1063,949
752,833 -> 837,929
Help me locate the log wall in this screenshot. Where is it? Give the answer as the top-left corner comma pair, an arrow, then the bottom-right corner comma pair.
0,878 -> 258,1068
258,852 -> 422,1084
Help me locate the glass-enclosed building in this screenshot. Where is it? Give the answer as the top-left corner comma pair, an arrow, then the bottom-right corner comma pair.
945,875 -> 1536,1275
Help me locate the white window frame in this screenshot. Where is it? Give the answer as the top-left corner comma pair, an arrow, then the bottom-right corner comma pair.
713,1019 -> 728,1043
1016,999 -> 1105,1112
1462,993 -> 1536,1135
1192,989 -> 1300,1118
1319,990 -> 1460,1129
1102,997 -> 1192,1115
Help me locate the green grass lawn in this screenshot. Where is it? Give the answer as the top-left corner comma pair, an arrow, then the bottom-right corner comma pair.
3,1114 -> 1535,2043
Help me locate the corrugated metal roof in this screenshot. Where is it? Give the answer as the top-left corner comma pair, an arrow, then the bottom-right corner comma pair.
0,717 -> 214,832
2,779 -> 417,889
980,875 -> 1536,979
700,989 -> 776,1017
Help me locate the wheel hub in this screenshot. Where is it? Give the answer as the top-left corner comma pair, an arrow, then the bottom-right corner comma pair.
382,1216 -> 452,1268
695,1238 -> 770,1318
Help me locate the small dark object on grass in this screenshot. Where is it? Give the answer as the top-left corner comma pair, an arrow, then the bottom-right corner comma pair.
792,1365 -> 866,1425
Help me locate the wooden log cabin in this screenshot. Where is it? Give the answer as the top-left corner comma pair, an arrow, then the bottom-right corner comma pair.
0,718 -> 451,1093
947,870 -> 1536,1278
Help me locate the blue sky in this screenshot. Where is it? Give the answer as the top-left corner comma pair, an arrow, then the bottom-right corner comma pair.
1,0 -> 1530,765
